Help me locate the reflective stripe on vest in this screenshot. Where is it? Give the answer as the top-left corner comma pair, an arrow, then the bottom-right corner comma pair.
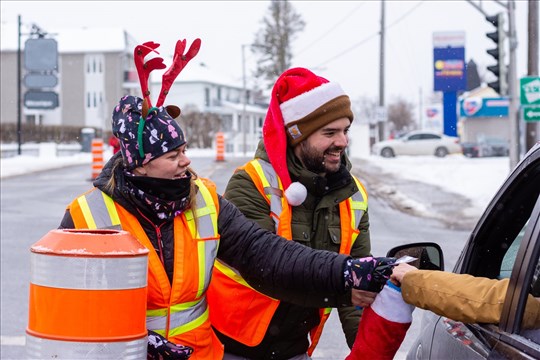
208,158 -> 368,350
146,298 -> 209,337
76,189 -> 121,230
184,179 -> 219,299
73,180 -> 219,343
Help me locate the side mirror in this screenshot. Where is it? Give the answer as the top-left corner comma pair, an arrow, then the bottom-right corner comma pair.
387,242 -> 444,271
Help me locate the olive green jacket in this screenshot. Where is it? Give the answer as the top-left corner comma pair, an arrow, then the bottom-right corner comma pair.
221,141 -> 371,353
402,270 -> 540,329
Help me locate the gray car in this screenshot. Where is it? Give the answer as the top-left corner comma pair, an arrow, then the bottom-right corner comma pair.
390,142 -> 540,359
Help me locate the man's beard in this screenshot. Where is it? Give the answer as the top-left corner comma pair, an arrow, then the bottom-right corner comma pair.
298,142 -> 343,175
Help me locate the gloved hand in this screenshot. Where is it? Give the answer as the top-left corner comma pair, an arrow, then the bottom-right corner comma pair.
147,330 -> 193,360
344,256 -> 397,293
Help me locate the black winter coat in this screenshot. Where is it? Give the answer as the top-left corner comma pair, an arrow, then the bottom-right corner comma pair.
59,155 -> 353,310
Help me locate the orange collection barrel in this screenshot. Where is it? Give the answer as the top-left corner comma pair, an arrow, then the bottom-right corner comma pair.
26,229 -> 149,359
216,132 -> 225,162
91,138 -> 104,180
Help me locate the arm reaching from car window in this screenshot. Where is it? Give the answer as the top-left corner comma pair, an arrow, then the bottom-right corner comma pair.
392,263 -> 540,329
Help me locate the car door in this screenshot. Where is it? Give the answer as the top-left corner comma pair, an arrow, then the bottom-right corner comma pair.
400,133 -> 425,155
424,145 -> 540,359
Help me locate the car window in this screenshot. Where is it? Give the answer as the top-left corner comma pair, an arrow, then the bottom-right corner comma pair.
516,252 -> 540,345
421,134 -> 441,140
465,160 -> 540,280
408,134 -> 422,141
499,223 -> 528,279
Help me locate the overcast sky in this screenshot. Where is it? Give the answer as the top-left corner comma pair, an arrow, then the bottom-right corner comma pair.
1,1 -> 534,107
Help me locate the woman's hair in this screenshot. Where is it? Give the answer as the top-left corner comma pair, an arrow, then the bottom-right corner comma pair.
103,157 -> 200,211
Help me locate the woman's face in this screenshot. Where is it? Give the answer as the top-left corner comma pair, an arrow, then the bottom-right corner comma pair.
136,144 -> 191,179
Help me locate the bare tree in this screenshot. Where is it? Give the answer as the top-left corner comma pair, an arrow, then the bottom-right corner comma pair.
179,110 -> 222,149
252,0 -> 305,85
387,97 -> 416,133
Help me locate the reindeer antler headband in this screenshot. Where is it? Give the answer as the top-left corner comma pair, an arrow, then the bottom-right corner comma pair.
133,38 -> 201,157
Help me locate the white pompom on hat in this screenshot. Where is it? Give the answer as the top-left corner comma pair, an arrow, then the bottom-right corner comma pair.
262,67 -> 354,206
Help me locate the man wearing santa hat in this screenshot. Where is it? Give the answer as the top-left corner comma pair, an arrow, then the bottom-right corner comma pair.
207,67 -> 377,359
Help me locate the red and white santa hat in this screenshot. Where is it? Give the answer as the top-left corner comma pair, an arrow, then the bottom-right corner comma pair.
263,67 -> 353,206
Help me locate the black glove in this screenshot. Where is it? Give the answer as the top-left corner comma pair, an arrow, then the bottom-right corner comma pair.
147,330 -> 193,360
344,256 -> 397,292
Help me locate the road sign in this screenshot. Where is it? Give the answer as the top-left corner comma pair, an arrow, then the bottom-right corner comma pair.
24,73 -> 58,88
523,106 -> 540,122
520,77 -> 540,105
24,38 -> 58,72
24,91 -> 59,109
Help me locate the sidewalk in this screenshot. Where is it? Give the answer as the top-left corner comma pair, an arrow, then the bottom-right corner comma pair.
351,157 -> 481,231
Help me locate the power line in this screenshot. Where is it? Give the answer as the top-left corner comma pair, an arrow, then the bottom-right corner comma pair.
315,1 -> 424,67
296,2 -> 366,56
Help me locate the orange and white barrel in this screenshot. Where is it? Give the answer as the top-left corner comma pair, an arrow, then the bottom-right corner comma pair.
91,139 -> 104,180
216,132 -> 225,162
26,229 -> 149,359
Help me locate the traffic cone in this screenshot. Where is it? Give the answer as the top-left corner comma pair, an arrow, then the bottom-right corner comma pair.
26,229 -> 149,359
216,132 -> 225,162
91,138 -> 104,180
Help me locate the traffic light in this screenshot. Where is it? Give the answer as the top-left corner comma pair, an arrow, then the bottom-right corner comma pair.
485,13 -> 507,95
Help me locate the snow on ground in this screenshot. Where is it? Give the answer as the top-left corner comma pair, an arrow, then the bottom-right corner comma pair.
1,143 -> 512,218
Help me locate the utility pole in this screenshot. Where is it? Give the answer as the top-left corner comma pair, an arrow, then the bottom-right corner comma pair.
507,0 -> 520,168
241,44 -> 248,156
17,15 -> 22,155
525,0 -> 539,151
378,0 -> 386,141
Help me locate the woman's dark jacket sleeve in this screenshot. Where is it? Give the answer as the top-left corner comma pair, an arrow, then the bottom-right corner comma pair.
216,195 -> 352,309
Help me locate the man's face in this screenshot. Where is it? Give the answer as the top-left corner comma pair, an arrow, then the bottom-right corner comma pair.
294,117 -> 351,176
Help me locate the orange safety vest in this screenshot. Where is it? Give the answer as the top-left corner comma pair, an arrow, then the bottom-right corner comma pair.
207,159 -> 368,354
68,178 -> 224,360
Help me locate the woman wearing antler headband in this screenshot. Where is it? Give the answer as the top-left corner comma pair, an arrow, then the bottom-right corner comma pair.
58,39 -> 397,360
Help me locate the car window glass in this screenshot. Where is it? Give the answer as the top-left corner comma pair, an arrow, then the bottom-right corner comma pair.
408,134 -> 422,141
422,134 -> 440,140
499,222 -> 528,279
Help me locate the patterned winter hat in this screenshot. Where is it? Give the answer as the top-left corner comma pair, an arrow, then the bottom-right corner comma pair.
263,67 -> 353,206
111,38 -> 201,170
112,95 -> 185,170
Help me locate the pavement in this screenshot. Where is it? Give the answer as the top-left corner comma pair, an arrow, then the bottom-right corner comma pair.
350,158 -> 479,231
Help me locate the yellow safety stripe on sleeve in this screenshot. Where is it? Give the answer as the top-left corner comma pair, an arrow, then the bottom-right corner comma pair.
77,195 -> 97,229
213,260 -> 254,289
102,191 -> 121,226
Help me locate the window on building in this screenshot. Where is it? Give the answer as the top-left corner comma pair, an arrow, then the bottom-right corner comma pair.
217,87 -> 222,100
93,92 -> 97,107
205,88 -> 210,107
87,92 -> 91,108
93,59 -> 96,73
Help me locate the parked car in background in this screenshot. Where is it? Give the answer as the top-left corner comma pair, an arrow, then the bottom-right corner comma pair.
462,137 -> 510,158
371,130 -> 461,158
394,142 -> 540,359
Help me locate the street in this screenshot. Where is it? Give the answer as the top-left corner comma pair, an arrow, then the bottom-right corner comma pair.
1,156 -> 473,359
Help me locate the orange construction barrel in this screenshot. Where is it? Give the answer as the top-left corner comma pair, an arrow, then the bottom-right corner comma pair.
216,132 -> 225,162
26,229 -> 149,359
91,138 -> 104,180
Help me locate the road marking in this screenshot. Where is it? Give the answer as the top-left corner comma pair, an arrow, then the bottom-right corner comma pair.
1,335 -> 26,346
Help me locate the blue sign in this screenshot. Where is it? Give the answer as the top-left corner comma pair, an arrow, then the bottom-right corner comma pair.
459,97 -> 509,117
433,47 -> 466,92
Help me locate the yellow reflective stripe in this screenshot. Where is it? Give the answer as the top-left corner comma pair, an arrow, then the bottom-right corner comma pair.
146,300 -> 201,317
194,207 -> 212,218
146,308 -> 168,317
214,260 -> 254,289
77,195 -> 97,229
251,160 -> 271,190
197,240 -> 206,298
102,192 -> 120,226
168,308 -> 209,337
